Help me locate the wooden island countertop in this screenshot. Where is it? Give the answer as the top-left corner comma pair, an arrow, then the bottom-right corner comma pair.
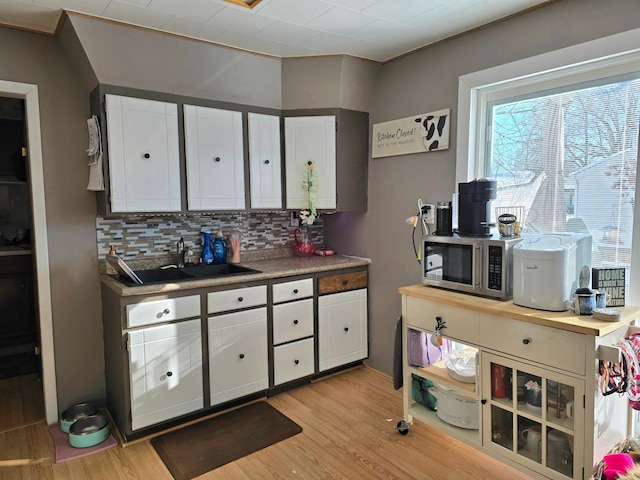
398,284 -> 640,337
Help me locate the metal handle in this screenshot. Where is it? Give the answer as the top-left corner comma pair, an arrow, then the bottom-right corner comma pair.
166,371 -> 173,377
522,338 -> 531,345
294,359 -> 300,365
162,308 -> 170,314
344,327 -> 349,332
214,156 -> 221,162
144,153 -> 150,159
238,296 -> 244,302
239,353 -> 245,359
472,244 -> 482,289
293,319 -> 299,325
293,289 -> 299,294
264,159 -> 270,164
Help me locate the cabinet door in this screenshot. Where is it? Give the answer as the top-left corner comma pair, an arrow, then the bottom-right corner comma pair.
208,308 -> 268,406
318,288 -> 368,371
248,113 -> 282,209
284,116 -> 336,210
105,94 -> 181,212
128,319 -> 203,431
184,105 -> 245,210
482,352 -> 584,479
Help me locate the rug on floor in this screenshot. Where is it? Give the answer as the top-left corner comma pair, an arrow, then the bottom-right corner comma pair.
48,423 -> 118,463
151,401 -> 302,480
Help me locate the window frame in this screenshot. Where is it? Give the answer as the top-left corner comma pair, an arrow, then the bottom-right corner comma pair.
456,27 -> 640,305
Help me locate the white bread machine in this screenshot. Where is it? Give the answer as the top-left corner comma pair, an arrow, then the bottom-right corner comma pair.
513,233 -> 592,311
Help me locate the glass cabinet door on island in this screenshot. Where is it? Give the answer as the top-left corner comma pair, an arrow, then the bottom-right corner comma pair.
483,353 -> 584,479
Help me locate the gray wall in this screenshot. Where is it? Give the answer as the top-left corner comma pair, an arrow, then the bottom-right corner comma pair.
338,0 -> 640,376
0,26 -> 103,410
2,0 -> 640,415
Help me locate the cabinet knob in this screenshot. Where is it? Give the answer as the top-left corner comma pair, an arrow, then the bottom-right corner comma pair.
342,279 -> 348,285
264,159 -> 270,165
239,353 -> 245,359
294,359 -> 300,365
344,327 -> 349,332
293,289 -> 299,294
293,319 -> 299,325
307,160 -> 312,165
166,371 -> 173,377
143,153 -> 150,159
162,308 -> 170,315
522,338 -> 531,345
481,399 -> 487,405
238,297 -> 244,302
214,156 -> 221,162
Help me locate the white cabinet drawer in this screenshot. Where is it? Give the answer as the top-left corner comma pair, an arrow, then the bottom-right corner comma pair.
126,295 -> 200,328
207,285 -> 266,314
273,298 -> 314,345
405,296 -> 479,345
273,278 -> 313,304
273,337 -> 315,386
479,314 -> 587,375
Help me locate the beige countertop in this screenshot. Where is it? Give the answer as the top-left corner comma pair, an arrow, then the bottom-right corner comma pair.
102,254 -> 370,297
398,284 -> 640,337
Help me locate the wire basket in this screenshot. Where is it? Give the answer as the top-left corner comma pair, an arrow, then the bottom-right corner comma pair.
495,206 -> 527,228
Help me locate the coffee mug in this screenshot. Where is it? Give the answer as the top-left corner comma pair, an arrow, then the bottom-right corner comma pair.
570,292 -> 596,315
521,425 -> 542,456
547,399 -> 574,419
594,290 -> 612,309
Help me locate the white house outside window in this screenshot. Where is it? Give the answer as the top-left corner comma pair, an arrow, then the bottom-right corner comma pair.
456,28 -> 640,304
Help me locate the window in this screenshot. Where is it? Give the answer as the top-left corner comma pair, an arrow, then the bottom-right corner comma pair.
456,28 -> 640,304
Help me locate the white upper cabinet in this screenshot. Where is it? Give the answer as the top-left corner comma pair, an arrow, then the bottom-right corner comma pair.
248,113 -> 282,209
284,116 -> 336,210
105,94 -> 181,212
184,105 -> 245,210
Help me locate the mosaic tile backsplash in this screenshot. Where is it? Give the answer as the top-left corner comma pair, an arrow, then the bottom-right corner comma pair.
96,211 -> 324,264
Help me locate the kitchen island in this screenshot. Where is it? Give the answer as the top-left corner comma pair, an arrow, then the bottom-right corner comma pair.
101,254 -> 370,442
399,284 -> 640,480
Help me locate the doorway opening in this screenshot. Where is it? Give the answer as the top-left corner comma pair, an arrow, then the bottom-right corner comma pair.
0,80 -> 57,427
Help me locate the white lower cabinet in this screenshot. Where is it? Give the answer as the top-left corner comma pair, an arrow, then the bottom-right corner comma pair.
318,288 -> 368,372
128,319 -> 203,431
483,352 -> 584,480
208,307 -> 268,406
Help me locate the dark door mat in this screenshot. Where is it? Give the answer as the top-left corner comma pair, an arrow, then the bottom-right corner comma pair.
0,351 -> 39,379
151,401 -> 302,480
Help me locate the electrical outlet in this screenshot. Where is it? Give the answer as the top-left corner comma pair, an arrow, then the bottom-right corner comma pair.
425,204 -> 435,224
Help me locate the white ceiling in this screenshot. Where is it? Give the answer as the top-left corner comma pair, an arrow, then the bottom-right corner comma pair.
0,0 -> 551,62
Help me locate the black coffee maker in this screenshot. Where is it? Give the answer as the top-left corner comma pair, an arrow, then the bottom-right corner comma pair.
457,178 -> 497,237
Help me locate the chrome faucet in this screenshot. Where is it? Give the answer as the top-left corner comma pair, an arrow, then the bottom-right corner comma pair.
176,237 -> 193,268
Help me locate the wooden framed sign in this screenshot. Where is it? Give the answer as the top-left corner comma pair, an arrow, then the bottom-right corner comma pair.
372,109 -> 450,159
592,267 -> 626,306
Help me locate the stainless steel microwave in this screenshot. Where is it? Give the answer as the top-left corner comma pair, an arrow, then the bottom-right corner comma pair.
422,234 -> 523,299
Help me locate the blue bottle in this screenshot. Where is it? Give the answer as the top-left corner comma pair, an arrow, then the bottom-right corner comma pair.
201,232 -> 214,265
212,231 -> 227,265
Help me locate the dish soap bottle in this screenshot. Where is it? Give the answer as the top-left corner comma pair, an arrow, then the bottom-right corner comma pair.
201,232 -> 214,265
106,245 -> 117,275
212,231 -> 227,265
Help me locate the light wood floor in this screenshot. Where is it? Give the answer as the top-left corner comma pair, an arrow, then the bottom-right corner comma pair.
0,366 -> 535,479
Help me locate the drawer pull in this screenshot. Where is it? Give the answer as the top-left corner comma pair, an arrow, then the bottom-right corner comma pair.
264,159 -> 270,165
522,338 -> 531,345
214,156 -> 221,162
293,319 -> 299,325
239,353 -> 245,359
166,371 -> 173,377
342,279 -> 348,285
238,296 -> 244,302
293,289 -> 299,294
294,359 -> 300,365
143,153 -> 150,159
344,327 -> 349,332
162,308 -> 170,315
